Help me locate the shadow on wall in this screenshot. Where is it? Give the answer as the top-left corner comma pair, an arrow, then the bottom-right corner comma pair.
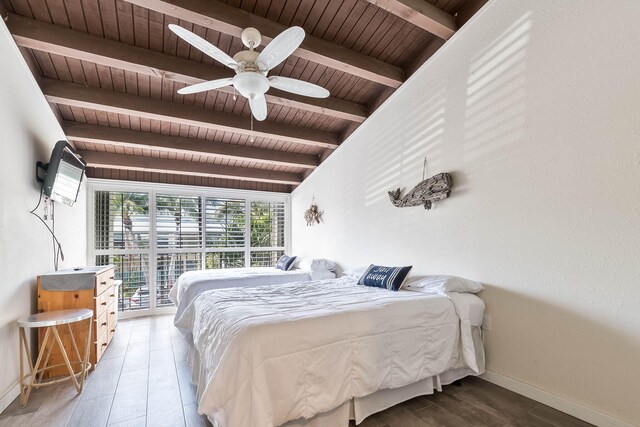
463,10 -> 532,180
363,81 -> 448,211
361,9 -> 532,230
480,284 -> 640,423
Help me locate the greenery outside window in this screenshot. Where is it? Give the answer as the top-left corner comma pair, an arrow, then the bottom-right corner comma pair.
91,186 -> 289,315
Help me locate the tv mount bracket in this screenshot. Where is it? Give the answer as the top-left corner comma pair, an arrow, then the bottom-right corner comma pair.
35,161 -> 49,185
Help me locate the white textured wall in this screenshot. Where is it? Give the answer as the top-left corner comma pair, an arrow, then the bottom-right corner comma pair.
0,21 -> 87,408
292,1 -> 640,424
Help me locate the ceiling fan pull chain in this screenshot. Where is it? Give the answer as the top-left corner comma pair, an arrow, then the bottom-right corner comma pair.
250,113 -> 255,143
233,86 -> 237,101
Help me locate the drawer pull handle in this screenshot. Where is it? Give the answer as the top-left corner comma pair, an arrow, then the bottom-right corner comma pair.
110,294 -> 115,298
101,302 -> 107,306
100,281 -> 107,285
101,322 -> 107,326
109,276 -> 114,280
102,343 -> 107,347
110,311 -> 115,315
111,329 -> 116,333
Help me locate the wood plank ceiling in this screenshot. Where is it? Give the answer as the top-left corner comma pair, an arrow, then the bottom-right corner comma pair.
3,0 -> 486,193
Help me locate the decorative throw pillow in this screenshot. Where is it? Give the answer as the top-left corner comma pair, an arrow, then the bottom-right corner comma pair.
276,255 -> 297,271
358,264 -> 412,291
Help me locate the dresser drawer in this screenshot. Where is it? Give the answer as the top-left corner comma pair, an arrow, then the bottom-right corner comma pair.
107,301 -> 117,343
106,285 -> 117,308
95,310 -> 108,343
95,285 -> 113,318
96,269 -> 115,296
95,331 -> 109,364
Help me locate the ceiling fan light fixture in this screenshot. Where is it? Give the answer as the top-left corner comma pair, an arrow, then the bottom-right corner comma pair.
233,72 -> 270,100
170,24 -> 329,122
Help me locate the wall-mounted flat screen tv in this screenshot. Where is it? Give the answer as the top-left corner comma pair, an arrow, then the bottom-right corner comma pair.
37,141 -> 86,206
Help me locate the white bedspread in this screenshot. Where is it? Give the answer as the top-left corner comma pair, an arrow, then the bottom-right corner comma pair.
169,267 -> 334,319
177,277 -> 484,427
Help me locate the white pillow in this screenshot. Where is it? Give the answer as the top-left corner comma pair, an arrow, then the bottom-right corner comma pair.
342,265 -> 369,278
404,275 -> 484,293
295,257 -> 336,272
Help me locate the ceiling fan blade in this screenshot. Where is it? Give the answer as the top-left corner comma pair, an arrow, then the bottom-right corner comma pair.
256,26 -> 305,71
169,24 -> 239,70
268,76 -> 330,98
177,78 -> 234,95
249,96 -> 268,121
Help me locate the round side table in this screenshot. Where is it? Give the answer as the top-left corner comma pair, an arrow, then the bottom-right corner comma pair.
17,308 -> 93,406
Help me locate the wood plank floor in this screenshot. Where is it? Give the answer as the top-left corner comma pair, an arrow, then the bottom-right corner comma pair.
0,315 -> 592,427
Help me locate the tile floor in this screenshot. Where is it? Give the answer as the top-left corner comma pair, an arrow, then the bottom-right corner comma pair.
0,315 -> 592,427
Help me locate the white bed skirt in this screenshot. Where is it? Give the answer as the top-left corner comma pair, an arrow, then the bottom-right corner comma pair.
186,326 -> 485,427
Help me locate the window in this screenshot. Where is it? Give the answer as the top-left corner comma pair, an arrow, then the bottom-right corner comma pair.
206,198 -> 245,248
250,201 -> 286,266
206,251 -> 245,269
250,250 -> 285,267
94,191 -> 151,312
155,194 -> 203,307
95,191 -> 150,250
97,254 -> 150,311
156,195 -> 203,249
156,252 -> 201,307
90,184 -> 289,316
205,197 -> 246,270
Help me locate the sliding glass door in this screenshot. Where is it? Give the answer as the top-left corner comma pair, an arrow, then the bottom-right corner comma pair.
89,181 -> 289,318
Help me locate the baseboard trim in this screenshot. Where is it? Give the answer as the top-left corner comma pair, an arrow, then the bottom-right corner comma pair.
480,371 -> 634,427
0,383 -> 20,415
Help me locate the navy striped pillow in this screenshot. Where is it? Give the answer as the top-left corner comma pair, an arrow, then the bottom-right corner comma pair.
276,255 -> 297,271
358,265 -> 412,291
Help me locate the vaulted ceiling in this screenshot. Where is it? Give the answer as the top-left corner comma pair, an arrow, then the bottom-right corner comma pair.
2,0 -> 487,193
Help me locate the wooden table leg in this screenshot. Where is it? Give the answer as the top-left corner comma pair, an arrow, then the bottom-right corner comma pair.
51,326 -> 81,393
19,327 -> 26,406
37,332 -> 54,382
78,316 -> 92,393
17,308 -> 95,405
67,323 -> 82,363
21,327 -> 51,406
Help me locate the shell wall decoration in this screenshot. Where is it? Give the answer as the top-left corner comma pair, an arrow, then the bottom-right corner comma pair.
304,203 -> 322,226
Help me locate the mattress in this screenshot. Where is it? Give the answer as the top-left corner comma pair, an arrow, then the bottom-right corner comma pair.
177,277 -> 485,427
169,267 -> 335,320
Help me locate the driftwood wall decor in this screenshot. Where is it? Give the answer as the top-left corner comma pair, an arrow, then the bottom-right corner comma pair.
304,203 -> 323,226
388,172 -> 453,210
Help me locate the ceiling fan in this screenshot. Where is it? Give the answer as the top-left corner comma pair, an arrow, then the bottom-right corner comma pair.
168,24 -> 330,121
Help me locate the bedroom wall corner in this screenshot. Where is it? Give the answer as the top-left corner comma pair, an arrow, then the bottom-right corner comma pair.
0,20 -> 87,412
291,0 -> 640,425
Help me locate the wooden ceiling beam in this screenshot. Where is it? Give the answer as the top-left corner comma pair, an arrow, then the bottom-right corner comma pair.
0,3 -> 8,22
455,0 -> 490,28
6,14 -> 366,123
123,0 -> 405,88
363,0 -> 457,40
64,121 -> 319,170
77,150 -> 303,185
405,37 -> 445,77
41,79 -> 340,149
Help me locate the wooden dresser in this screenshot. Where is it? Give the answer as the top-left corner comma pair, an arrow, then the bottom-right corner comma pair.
37,265 -> 117,377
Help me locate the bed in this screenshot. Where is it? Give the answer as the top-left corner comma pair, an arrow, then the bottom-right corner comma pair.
176,275 -> 485,427
168,266 -> 335,319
